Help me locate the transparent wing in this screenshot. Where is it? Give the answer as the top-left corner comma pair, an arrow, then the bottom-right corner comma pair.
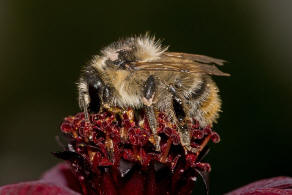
130,52 -> 230,76
163,52 -> 226,66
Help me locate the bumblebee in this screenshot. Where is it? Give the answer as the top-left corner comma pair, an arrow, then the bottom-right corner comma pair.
78,34 -> 229,152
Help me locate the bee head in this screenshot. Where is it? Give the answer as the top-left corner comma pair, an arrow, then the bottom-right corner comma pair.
104,48 -> 136,70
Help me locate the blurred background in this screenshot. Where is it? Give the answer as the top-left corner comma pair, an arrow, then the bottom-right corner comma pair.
1,0 -> 292,194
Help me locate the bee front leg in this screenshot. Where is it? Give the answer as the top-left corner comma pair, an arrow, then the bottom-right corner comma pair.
143,75 -> 161,151
78,79 -> 90,122
79,66 -> 104,121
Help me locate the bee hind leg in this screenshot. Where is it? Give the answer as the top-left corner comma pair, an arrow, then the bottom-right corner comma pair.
143,75 -> 161,151
171,95 -> 198,154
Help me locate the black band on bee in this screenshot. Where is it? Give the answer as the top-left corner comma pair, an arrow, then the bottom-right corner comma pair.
144,75 -> 156,100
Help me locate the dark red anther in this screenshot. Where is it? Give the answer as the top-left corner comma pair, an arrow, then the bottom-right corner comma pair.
194,162 -> 211,172
60,121 -> 74,133
95,119 -> 102,128
92,151 -> 102,167
158,123 -> 165,132
192,119 -> 200,129
170,155 -> 181,172
123,120 -> 133,129
83,122 -> 93,138
203,126 -> 212,135
186,153 -> 198,167
139,148 -> 151,167
190,142 -> 200,148
101,121 -> 108,129
122,112 -> 129,120
170,131 -> 180,145
128,127 -> 150,146
157,112 -> 165,119
109,126 -> 121,142
122,149 -> 136,162
211,132 -> 221,143
90,114 -> 99,122
163,127 -> 172,136
93,136 -> 104,145
98,157 -> 113,166
192,129 -> 204,140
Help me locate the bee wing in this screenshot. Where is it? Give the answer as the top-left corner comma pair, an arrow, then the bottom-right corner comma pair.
131,61 -> 230,76
163,52 -> 226,66
131,61 -> 194,73
197,63 -> 230,76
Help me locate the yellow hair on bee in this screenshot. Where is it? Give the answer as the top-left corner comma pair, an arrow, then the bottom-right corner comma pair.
134,35 -> 168,62
200,80 -> 221,126
100,34 -> 168,63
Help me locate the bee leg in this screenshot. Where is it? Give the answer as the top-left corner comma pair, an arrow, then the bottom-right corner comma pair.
78,90 -> 90,122
171,94 -> 198,154
79,66 -> 105,120
168,84 -> 197,153
142,75 -> 155,106
178,125 -> 197,154
143,75 -> 161,151
145,105 -> 161,151
102,85 -> 112,109
78,79 -> 91,122
183,105 -> 194,129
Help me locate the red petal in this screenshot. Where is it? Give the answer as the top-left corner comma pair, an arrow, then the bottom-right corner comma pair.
0,181 -> 80,195
41,163 -> 81,193
227,177 -> 292,195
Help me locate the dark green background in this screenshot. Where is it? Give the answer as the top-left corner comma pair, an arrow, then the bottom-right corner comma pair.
1,0 -> 292,194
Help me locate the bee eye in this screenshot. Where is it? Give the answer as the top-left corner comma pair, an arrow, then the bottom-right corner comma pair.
113,59 -> 125,67
105,49 -> 135,70
105,59 -> 126,69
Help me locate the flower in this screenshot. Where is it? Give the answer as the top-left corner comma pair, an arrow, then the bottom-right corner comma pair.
54,109 -> 219,195
226,176 -> 292,195
1,109 -> 291,195
0,163 -> 80,195
1,164 -> 292,195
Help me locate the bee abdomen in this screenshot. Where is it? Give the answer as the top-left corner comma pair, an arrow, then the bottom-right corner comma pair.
196,80 -> 221,126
